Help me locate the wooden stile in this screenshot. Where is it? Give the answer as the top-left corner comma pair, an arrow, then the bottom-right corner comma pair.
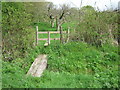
35,26 -> 69,46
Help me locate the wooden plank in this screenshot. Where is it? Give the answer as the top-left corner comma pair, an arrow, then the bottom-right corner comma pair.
38,38 -> 60,41
38,32 -> 48,34
38,31 -> 66,34
50,31 -> 66,33
50,31 -> 60,34
38,38 -> 48,40
62,31 -> 66,33
27,54 -> 47,77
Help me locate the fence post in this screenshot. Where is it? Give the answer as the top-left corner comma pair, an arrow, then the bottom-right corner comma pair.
36,26 -> 38,45
66,27 -> 70,43
48,31 -> 50,45
60,26 -> 63,43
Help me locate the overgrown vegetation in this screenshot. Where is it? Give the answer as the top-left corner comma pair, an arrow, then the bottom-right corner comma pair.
2,1 -> 119,88
2,2 -> 35,60
70,6 -> 118,46
2,42 -> 119,88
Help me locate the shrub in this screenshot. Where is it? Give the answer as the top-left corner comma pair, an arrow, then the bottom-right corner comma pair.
2,2 -> 35,60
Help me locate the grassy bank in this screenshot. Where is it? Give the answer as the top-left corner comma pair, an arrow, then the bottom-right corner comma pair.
2,42 -> 119,88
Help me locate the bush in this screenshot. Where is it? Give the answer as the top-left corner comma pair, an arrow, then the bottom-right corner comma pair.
70,6 -> 118,46
2,2 -> 35,60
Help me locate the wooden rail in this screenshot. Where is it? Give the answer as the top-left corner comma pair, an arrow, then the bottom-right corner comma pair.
38,31 -> 66,34
36,26 -> 70,46
38,38 -> 60,41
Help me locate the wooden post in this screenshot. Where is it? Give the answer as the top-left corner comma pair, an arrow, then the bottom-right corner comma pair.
66,27 -> 70,43
36,26 -> 38,45
60,26 -> 63,43
56,16 -> 58,30
48,31 -> 50,45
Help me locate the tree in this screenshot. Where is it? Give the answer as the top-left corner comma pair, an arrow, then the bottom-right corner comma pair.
56,4 -> 70,31
26,2 -> 48,23
70,5 -> 118,46
46,3 -> 71,30
2,2 -> 35,60
47,2 -> 56,27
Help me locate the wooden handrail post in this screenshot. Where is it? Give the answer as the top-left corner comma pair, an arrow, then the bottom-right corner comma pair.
66,27 -> 70,43
36,26 -> 38,45
48,31 -> 50,45
60,26 -> 63,43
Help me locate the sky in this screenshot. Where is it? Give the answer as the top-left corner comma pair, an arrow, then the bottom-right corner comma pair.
47,0 -> 119,11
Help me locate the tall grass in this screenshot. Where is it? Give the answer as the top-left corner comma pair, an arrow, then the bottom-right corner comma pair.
2,42 -> 119,88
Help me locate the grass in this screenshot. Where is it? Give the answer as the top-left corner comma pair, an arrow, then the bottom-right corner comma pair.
2,21 -> 119,88
33,22 -> 70,46
34,22 -> 57,31
37,33 -> 60,46
62,21 -> 77,31
34,21 -> 77,31
2,41 -> 119,88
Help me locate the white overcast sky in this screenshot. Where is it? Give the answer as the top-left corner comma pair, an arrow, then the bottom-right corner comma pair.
47,0 -> 119,11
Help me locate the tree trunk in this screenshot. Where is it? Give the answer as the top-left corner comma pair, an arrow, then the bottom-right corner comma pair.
52,19 -> 55,28
50,20 -> 52,26
56,17 -> 58,30
57,19 -> 62,31
57,24 -> 61,31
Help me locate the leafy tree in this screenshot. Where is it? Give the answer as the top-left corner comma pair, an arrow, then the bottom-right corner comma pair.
47,2 -> 56,28
30,2 -> 48,23
56,4 -> 71,31
70,5 -> 118,46
46,3 -> 71,30
2,2 -> 35,60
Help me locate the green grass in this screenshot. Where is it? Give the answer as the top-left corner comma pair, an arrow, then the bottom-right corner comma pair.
33,21 -> 77,31
2,42 -> 119,88
34,22 -> 56,31
37,33 -> 61,46
2,22 -> 119,88
62,21 -> 77,31
33,22 -> 69,46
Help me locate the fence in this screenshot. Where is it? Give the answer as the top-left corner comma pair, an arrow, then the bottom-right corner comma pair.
36,26 -> 70,46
